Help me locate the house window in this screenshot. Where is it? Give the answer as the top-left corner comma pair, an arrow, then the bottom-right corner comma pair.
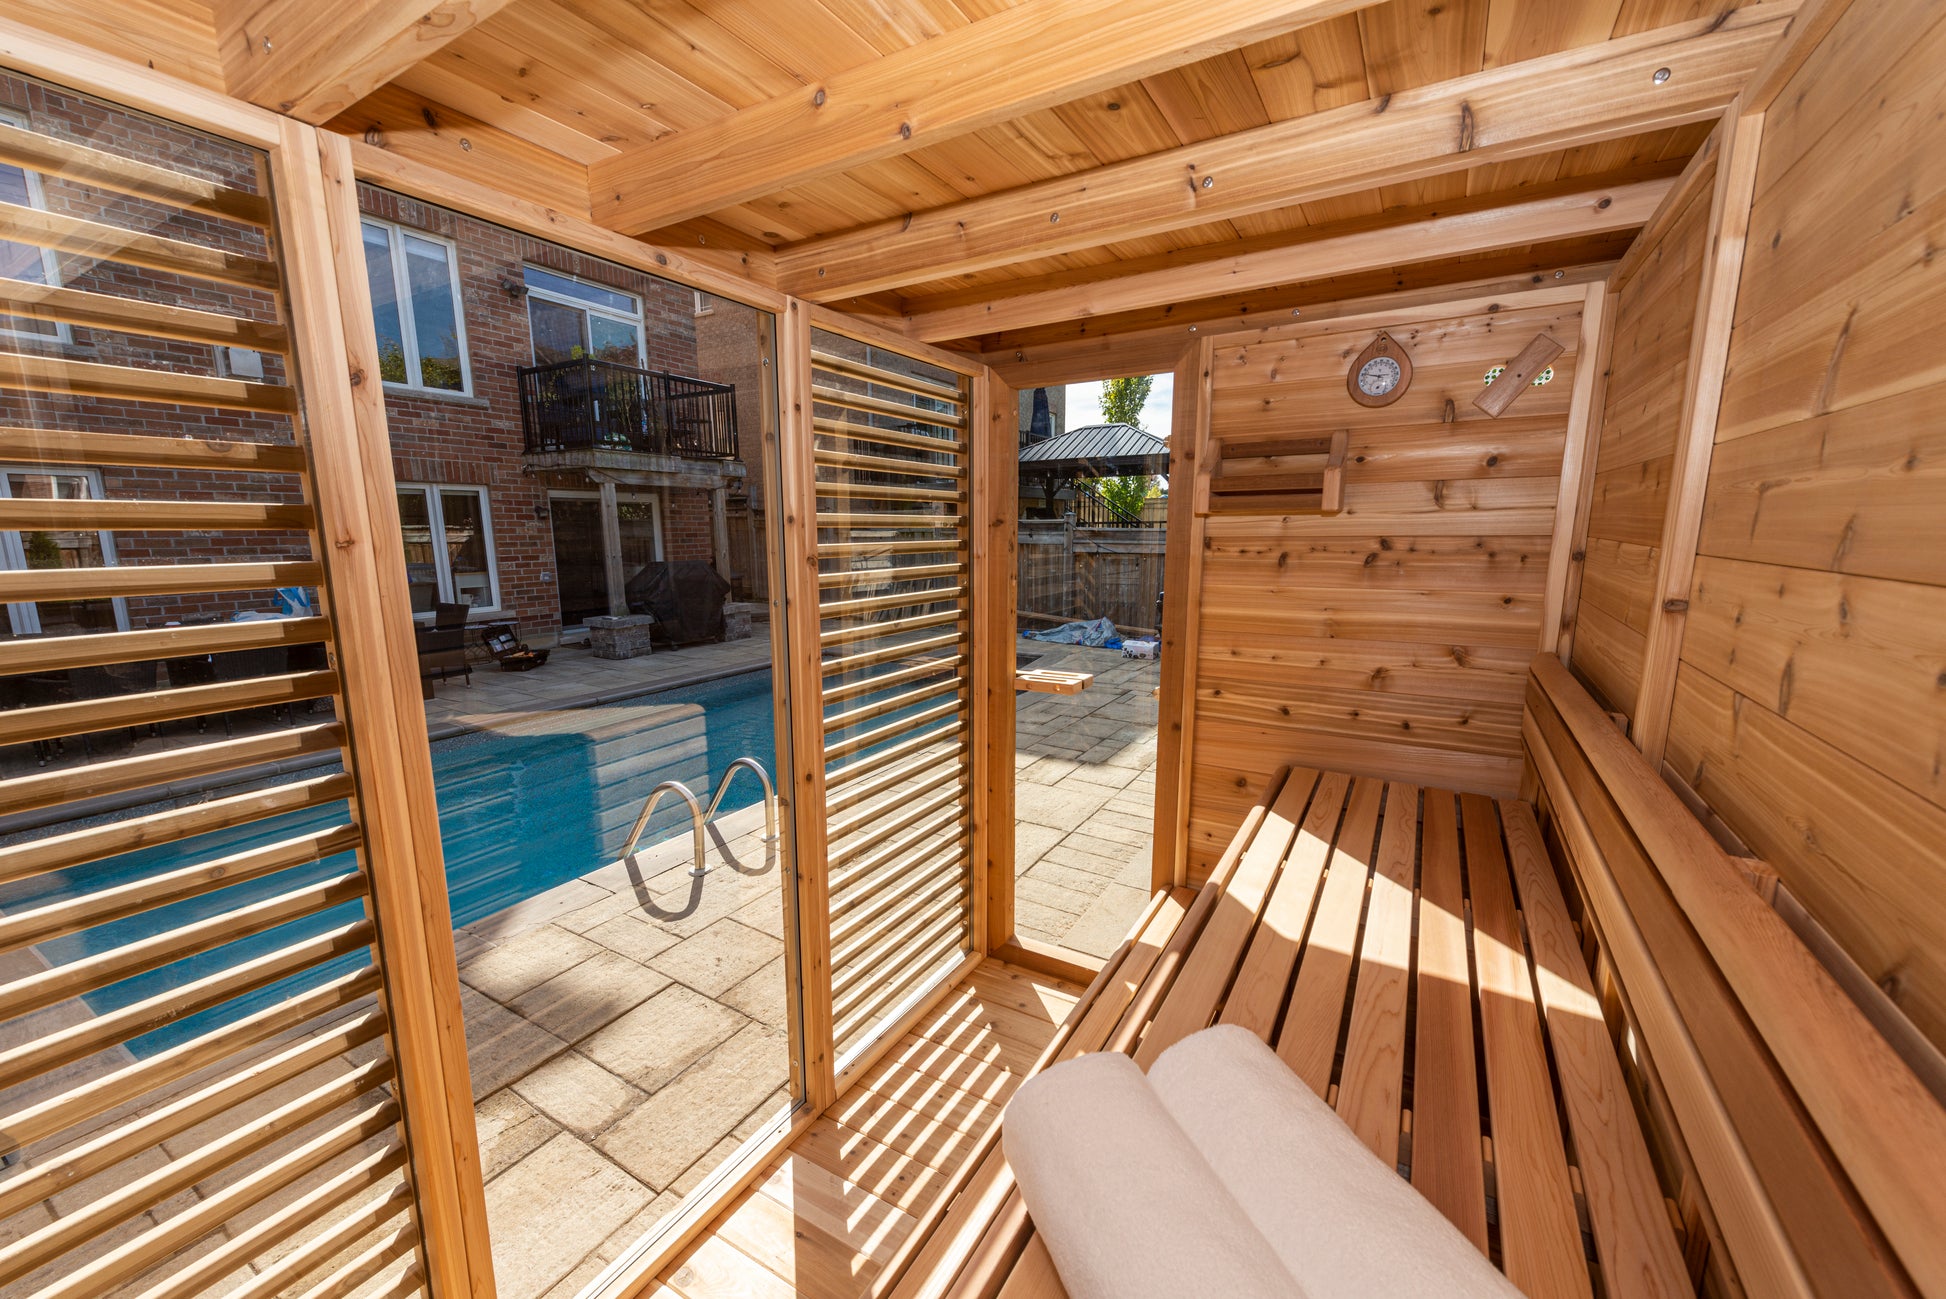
0,108 -> 69,345
524,265 -> 644,366
396,483 -> 499,615
361,219 -> 470,393
0,466 -> 127,637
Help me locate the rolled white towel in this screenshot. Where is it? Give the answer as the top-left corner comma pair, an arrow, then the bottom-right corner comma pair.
1003,1049 -> 1307,1299
1150,1025 -> 1523,1299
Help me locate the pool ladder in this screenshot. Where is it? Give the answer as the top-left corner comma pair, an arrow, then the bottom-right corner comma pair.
618,757 -> 779,878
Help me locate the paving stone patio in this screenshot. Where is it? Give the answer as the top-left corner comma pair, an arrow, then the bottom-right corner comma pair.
1012,643 -> 1161,959
453,796 -> 792,1299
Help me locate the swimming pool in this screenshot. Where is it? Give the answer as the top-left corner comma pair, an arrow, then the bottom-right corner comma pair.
1,669 -> 781,1056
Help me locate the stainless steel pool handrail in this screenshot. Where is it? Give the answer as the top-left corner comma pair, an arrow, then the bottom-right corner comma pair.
705,756 -> 779,847
619,779 -> 707,877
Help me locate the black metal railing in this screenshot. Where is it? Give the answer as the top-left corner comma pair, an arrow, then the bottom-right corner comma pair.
518,358 -> 739,460
1072,479 -> 1154,527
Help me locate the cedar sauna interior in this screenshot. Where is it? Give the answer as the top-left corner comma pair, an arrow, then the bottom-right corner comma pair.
0,0 -> 1938,1297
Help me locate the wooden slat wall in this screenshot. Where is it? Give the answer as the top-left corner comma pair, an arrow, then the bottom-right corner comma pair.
0,64 -> 469,1299
807,329 -> 978,1059
1660,0 -> 1946,1050
1568,171 -> 1712,717
1185,294 -> 1587,880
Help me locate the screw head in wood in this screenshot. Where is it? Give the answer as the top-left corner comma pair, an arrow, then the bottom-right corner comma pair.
1653,67 -> 1671,84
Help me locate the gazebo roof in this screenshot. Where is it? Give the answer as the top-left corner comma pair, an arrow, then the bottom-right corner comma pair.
1017,422 -> 1170,476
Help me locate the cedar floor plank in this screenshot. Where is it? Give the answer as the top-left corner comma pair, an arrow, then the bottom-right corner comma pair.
1497,799 -> 1692,1299
859,1032 -> 1020,1111
1335,782 -> 1421,1168
1462,793 -> 1590,1299
716,1183 -> 884,1299
665,1232 -> 800,1299
833,1086 -> 1001,1174
796,1117 -> 953,1218
1222,771 -> 1352,1039
1277,776 -> 1386,1094
754,1153 -> 917,1268
1135,769 -> 1320,1067
1411,789 -> 1490,1253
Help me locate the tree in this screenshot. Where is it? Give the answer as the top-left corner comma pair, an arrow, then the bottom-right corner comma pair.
1095,474 -> 1157,519
1099,374 -> 1153,429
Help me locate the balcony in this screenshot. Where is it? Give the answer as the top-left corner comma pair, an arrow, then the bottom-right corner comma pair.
517,357 -> 739,461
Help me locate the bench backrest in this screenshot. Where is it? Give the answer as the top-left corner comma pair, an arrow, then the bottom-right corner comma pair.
1522,653 -> 1946,1298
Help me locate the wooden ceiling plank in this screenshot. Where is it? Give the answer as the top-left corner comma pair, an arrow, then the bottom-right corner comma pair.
1141,49 -> 1274,145
1242,14 -> 1371,120
1357,0 -> 1491,94
904,176 -> 1667,340
1482,0 -> 1628,69
484,2 -> 736,133
389,58 -> 621,164
588,0 -> 1392,234
781,7 -> 1787,299
213,0 -> 519,124
328,83 -> 590,213
423,29 -> 680,147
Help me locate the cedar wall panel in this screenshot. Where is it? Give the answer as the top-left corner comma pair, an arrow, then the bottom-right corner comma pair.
1186,299 -> 1583,880
1662,0 -> 1946,1045
1570,174 -> 1712,715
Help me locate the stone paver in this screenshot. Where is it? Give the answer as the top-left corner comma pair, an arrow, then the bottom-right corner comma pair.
1012,644 -> 1161,958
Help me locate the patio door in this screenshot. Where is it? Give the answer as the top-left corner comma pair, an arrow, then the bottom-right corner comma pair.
547,489 -> 661,627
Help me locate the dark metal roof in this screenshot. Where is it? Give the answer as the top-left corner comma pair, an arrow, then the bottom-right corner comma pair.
1017,422 -> 1169,475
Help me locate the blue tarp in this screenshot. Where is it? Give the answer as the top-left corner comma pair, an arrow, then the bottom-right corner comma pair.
1020,617 -> 1121,649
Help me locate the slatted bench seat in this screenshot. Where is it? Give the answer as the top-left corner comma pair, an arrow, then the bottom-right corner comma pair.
868,654 -> 1946,1299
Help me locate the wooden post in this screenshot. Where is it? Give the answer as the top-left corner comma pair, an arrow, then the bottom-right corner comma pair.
597,477 -> 627,616
1153,340 -> 1212,889
972,370 -> 1017,955
1633,106 -> 1764,767
1540,281 -> 1610,656
775,297 -> 836,1111
279,122 -> 495,1299
709,482 -> 732,583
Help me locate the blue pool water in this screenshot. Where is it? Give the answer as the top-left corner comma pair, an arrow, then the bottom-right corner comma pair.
1,669 -> 779,1056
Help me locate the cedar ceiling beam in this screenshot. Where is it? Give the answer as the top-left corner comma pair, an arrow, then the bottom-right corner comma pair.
214,0 -> 520,124
587,0 -> 1391,237
904,178 -> 1670,342
782,5 -> 1791,301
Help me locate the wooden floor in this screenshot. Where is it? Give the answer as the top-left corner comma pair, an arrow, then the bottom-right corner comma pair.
648,960 -> 1085,1299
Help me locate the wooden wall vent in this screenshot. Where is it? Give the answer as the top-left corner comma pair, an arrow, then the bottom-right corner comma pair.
1207,429 -> 1348,515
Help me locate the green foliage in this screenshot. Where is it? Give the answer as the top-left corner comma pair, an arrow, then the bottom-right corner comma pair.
22,531 -> 61,570
377,337 -> 408,384
1100,375 -> 1154,429
1095,475 -> 1158,519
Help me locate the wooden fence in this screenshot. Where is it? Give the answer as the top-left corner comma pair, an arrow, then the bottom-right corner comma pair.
1017,518 -> 1166,635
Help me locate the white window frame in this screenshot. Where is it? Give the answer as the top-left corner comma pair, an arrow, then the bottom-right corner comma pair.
0,464 -> 128,635
363,217 -> 472,396
0,107 -> 72,347
396,482 -> 502,618
523,265 -> 646,366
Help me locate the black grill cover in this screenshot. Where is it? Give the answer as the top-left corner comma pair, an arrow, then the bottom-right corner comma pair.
625,560 -> 729,643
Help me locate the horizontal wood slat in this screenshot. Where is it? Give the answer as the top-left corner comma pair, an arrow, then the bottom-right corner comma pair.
0,773 -> 354,886
0,279 -> 290,352
0,199 -> 279,290
0,349 -> 299,414
0,121 -> 271,226
814,418 -> 965,455
0,559 -> 321,603
0,722 -> 343,818
812,384 -> 967,429
0,496 -> 312,531
811,351 -> 963,403
3,668 -> 339,747
0,616 -> 332,676
819,585 -> 968,620
0,426 -> 306,472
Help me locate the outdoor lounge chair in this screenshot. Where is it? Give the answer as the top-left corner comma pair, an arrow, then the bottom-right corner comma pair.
481,627 -> 549,671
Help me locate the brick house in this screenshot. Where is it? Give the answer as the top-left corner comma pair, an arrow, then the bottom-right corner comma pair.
1,74 -> 763,652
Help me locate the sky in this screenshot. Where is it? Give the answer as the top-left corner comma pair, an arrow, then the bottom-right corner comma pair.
1065,373 -> 1174,440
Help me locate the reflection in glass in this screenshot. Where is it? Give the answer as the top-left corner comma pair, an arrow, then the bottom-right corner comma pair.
363,223 -> 409,384
405,232 -> 464,390
397,485 -> 437,612
439,488 -> 492,606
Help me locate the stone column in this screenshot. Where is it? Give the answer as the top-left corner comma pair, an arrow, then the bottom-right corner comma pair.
598,478 -> 628,616
710,483 -> 732,584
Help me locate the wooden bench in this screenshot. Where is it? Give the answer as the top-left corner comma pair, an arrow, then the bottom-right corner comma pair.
866,653 -> 1946,1299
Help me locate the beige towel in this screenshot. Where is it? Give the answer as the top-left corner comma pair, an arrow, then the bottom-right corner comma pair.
1150,1025 -> 1523,1299
1003,1050 -> 1307,1299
